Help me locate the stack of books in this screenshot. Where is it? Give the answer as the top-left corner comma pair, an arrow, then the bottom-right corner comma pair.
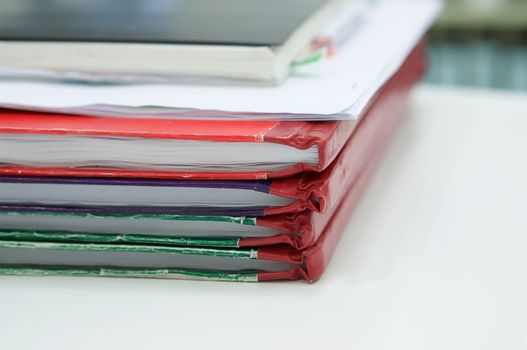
0,0 -> 441,282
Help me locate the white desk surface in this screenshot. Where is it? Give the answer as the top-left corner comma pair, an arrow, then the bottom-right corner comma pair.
0,85 -> 525,350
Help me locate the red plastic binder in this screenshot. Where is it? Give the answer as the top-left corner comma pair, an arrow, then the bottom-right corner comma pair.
0,98 -> 408,282
0,41 -> 426,181
259,141 -> 388,282
258,84 -> 408,282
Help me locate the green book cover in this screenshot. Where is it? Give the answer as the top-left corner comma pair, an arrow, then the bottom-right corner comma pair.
0,210 -> 267,248
0,229 -> 241,248
0,239 -> 294,282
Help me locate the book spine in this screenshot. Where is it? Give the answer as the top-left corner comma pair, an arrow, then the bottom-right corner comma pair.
258,40 -> 428,281
242,211 -> 315,249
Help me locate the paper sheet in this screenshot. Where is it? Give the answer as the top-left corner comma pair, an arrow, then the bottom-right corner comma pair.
0,0 -> 442,120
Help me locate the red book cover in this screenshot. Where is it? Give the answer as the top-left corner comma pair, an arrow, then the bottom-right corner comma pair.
0,41 -> 426,181
258,86 -> 406,282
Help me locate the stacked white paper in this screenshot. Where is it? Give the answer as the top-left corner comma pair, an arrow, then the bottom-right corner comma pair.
0,0 -> 442,120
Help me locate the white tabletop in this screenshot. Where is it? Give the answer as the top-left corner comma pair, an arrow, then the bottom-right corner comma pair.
0,85 -> 525,350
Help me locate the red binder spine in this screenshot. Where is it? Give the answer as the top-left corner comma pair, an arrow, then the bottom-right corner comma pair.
303,128 -> 396,282
257,103 -> 408,281
257,41 -> 427,281
0,115 -> 338,180
263,119 -> 358,173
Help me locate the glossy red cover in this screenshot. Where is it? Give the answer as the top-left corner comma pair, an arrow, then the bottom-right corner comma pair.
257,84 -> 409,282
0,40 -> 426,180
0,111 -> 349,182
257,140 -> 388,282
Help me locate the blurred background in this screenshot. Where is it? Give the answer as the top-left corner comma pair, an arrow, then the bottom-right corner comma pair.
425,0 -> 527,91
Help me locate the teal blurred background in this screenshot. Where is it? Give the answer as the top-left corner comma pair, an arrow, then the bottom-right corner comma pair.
425,0 -> 527,90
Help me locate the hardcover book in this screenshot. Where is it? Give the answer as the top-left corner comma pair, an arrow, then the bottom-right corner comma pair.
0,129 -> 391,283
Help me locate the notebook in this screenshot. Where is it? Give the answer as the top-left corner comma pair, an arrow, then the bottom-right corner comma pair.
0,0 -> 353,83
0,40 -> 425,180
